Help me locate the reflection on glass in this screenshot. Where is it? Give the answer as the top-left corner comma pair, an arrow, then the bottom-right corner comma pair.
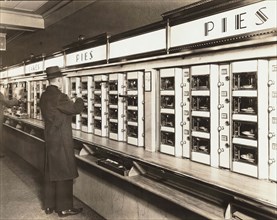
161,77 -> 174,90
161,96 -> 175,109
127,96 -> 138,106
71,82 -> 76,90
161,113 -> 174,127
192,96 -> 210,111
109,108 -> 118,119
192,75 -> 209,90
192,117 -> 210,132
161,131 -> 175,146
95,119 -> 101,129
109,81 -> 118,91
82,117 -> 88,126
82,106 -> 88,114
192,137 -> 210,154
81,81 -> 88,90
128,79 -> 138,90
95,94 -> 101,104
109,122 -> 118,133
94,107 -> 102,117
109,95 -> 118,105
233,97 -> 257,114
95,81 -> 101,90
127,125 -> 138,138
127,110 -> 138,122
233,121 -> 258,140
233,144 -> 257,164
233,72 -> 257,90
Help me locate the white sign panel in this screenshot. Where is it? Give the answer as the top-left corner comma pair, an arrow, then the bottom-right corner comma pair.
66,44 -> 106,67
0,70 -> 7,79
45,56 -> 64,69
25,61 -> 43,74
171,1 -> 277,47
8,66 -> 24,77
110,29 -> 166,59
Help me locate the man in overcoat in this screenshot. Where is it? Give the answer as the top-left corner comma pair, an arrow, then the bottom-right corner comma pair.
39,66 -> 84,217
0,90 -> 18,158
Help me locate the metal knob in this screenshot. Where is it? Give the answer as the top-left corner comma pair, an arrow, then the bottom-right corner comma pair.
268,80 -> 275,87
268,132 -> 275,138
225,121 -> 230,126
218,104 -> 224,109
268,159 -> 276,165
218,148 -> 224,153
225,99 -> 230,103
225,143 -> 230,148
268,106 -> 275,112
218,126 -> 224,131
217,82 -> 224,87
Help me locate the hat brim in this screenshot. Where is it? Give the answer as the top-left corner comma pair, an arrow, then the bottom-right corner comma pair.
44,73 -> 67,79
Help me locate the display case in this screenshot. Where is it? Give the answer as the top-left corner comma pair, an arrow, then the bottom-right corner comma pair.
13,81 -> 28,118
68,77 -> 81,130
34,80 -> 48,120
93,75 -> 108,137
159,68 -> 183,156
27,81 -> 35,118
126,71 -> 144,147
80,76 -> 94,133
190,65 -> 219,167
231,60 -> 269,178
108,73 -> 127,141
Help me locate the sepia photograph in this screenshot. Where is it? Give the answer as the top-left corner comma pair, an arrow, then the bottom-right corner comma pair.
0,0 -> 276,219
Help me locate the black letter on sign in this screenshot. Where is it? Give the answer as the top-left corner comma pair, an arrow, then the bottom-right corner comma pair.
205,21 -> 214,36
255,7 -> 268,25
235,12 -> 247,30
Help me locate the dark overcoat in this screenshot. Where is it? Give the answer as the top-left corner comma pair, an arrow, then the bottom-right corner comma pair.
39,85 -> 84,181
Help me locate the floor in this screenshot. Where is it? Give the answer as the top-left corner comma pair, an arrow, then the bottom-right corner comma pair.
0,151 -> 105,220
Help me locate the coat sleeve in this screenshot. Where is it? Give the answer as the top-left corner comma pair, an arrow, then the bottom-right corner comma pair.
57,93 -> 84,115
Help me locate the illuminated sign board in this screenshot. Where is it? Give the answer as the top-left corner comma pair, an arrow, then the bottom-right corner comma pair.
8,66 -> 24,77
66,44 -> 106,66
110,29 -> 166,59
171,1 -> 277,47
0,70 -> 8,79
45,56 -> 64,69
25,61 -> 43,74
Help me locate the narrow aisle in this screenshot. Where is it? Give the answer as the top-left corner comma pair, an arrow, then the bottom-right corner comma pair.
0,151 -> 105,220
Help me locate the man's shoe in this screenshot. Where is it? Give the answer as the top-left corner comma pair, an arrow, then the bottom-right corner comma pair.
45,208 -> 54,214
57,208 -> 83,217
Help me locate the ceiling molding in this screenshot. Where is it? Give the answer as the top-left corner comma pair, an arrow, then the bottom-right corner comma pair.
0,9 -> 44,30
43,0 -> 97,28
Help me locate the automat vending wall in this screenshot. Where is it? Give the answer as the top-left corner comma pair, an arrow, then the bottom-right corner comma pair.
67,76 -> 82,130
159,68 -> 183,157
108,73 -> 127,141
231,60 -> 269,179
126,71 -> 144,147
80,76 -> 94,133
268,59 -> 277,182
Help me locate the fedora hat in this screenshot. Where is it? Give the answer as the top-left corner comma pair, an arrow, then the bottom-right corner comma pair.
45,66 -> 66,79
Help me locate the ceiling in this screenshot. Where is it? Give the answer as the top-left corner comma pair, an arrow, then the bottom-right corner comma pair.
0,0 -> 95,44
